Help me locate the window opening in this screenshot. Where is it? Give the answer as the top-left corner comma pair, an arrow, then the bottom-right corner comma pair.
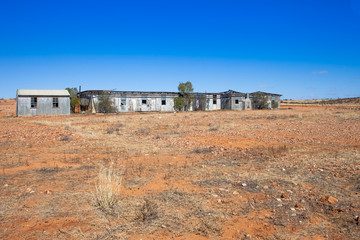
52,97 -> 59,108
213,95 -> 217,104
31,97 -> 37,108
142,95 -> 147,105
121,96 -> 126,106
161,94 -> 166,105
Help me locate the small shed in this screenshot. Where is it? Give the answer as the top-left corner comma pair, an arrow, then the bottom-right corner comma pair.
16,89 -> 70,116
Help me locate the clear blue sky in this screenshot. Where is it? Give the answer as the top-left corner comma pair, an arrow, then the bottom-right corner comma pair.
1,0 -> 359,99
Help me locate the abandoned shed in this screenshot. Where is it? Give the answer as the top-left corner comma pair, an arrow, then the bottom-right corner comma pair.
79,89 -> 281,113
16,89 -> 70,116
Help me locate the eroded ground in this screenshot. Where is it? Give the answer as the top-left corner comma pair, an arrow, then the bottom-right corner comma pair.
1,99 -> 360,239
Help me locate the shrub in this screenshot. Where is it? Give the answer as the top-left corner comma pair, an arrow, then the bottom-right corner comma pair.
253,92 -> 269,109
66,87 -> 79,113
97,93 -> 117,113
174,97 -> 184,111
135,198 -> 159,223
271,100 -> 279,109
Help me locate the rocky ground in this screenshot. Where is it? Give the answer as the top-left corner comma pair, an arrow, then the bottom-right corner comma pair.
1,99 -> 360,239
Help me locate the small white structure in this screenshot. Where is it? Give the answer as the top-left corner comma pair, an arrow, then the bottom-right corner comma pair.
16,89 -> 70,116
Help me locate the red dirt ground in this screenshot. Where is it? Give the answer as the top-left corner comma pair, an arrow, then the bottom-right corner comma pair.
1,99 -> 360,239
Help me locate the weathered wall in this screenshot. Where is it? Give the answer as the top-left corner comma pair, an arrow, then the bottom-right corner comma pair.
206,94 -> 221,111
92,94 -> 176,112
230,96 -> 245,110
80,90 -> 282,112
17,97 -> 70,116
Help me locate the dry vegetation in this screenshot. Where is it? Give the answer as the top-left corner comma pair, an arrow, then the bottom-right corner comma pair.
1,98 -> 360,239
281,97 -> 360,106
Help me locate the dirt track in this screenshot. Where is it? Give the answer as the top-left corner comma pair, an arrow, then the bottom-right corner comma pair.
1,99 -> 360,239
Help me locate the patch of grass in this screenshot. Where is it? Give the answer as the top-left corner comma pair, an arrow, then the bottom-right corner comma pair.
154,135 -> 162,139
268,145 -> 289,158
59,135 -> 72,141
192,147 -> 212,154
35,167 -> 63,174
135,129 -> 150,135
106,123 -> 125,134
208,126 -> 220,131
93,164 -> 123,212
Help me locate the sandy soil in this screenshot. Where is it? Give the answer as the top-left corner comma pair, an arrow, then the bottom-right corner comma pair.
1,99 -> 360,239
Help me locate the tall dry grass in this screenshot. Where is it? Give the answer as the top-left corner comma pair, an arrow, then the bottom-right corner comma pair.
93,163 -> 123,211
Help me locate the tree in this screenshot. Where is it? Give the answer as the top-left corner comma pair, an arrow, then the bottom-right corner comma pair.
174,97 -> 184,111
97,92 -> 117,113
66,87 -> 79,113
252,92 -> 269,109
177,81 -> 194,111
271,100 -> 279,109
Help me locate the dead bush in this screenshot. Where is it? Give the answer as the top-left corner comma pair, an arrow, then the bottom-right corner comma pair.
135,198 -> 159,223
93,164 -> 123,212
268,145 -> 289,158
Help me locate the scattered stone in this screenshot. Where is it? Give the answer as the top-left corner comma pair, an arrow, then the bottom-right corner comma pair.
232,190 -> 239,195
44,190 -> 53,195
276,198 -> 282,202
320,196 -> 338,204
281,192 -> 289,199
263,185 -> 269,189
290,208 -> 296,212
217,199 -> 222,203
4,184 -> 8,187
295,202 -> 303,208
242,183 -> 247,187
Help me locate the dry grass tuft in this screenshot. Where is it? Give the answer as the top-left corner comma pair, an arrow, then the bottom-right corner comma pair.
93,164 -> 123,212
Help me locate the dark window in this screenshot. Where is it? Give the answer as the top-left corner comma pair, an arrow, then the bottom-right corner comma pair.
121,98 -> 126,106
161,94 -> 166,105
213,95 -> 217,104
53,97 -> 59,108
235,99 -> 239,104
31,97 -> 37,108
142,95 -> 147,104
272,96 -> 276,101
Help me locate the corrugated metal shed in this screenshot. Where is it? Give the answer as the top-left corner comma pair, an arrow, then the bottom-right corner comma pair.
17,89 -> 70,97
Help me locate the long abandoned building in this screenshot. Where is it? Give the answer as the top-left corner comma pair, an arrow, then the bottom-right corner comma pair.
79,89 -> 281,113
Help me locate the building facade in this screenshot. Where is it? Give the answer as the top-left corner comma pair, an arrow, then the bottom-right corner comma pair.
79,89 -> 281,113
16,89 -> 70,116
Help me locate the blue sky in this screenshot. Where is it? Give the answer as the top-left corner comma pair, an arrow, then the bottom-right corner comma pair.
0,0 -> 359,99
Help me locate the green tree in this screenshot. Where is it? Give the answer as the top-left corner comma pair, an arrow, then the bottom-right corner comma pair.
177,81 -> 194,111
97,92 -> 117,113
174,97 -> 184,111
252,92 -> 269,109
66,87 -> 79,113
271,100 -> 279,109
